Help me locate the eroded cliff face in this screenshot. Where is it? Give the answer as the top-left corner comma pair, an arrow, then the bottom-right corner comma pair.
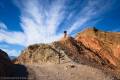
76,28 -> 120,69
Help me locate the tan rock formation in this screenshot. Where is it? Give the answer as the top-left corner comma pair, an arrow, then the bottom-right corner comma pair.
15,44 -> 71,64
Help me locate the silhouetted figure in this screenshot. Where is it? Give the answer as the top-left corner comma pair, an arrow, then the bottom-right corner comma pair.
64,31 -> 67,38
93,27 -> 98,32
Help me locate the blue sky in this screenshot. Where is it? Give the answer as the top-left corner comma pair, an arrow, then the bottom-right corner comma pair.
0,0 -> 120,56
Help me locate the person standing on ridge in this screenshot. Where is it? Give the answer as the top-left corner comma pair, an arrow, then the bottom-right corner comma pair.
64,31 -> 67,38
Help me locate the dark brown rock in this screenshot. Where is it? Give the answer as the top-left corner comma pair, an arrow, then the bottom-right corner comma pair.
0,49 -> 12,77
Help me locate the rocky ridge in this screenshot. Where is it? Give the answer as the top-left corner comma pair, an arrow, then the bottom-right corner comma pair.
16,28 -> 120,70
1,27 -> 120,79
13,28 -> 120,79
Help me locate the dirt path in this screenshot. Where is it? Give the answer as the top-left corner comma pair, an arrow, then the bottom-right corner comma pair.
26,63 -> 112,80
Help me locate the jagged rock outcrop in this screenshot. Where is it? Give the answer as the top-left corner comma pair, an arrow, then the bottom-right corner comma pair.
15,44 -> 71,64
15,36 -> 95,65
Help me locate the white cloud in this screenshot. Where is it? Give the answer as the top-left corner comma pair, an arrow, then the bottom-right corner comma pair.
0,0 -> 65,46
67,0 -> 113,33
0,43 -> 20,56
19,0 -> 65,45
0,30 -> 26,46
0,0 -> 115,47
1,48 -> 20,56
0,22 -> 7,30
68,18 -> 90,33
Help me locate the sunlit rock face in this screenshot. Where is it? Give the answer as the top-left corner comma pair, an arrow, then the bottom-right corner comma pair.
15,43 -> 71,64
76,28 -> 120,68
15,28 -> 120,71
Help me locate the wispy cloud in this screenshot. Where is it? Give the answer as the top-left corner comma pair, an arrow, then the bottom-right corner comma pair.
0,28 -> 26,46
0,22 -> 7,30
0,0 -> 116,47
67,0 -> 114,33
1,48 -> 20,56
0,43 -> 21,56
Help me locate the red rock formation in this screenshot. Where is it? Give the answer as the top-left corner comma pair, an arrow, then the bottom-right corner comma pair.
75,28 -> 120,68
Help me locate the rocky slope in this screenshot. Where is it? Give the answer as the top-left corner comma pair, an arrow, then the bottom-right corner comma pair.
0,49 -> 115,80
15,36 -> 98,65
16,32 -> 119,69
15,43 -> 72,64
15,28 -> 120,79
76,28 -> 120,69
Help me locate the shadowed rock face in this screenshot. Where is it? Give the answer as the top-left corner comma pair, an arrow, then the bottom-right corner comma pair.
0,49 -> 29,79
0,49 -> 11,62
0,49 -> 12,77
